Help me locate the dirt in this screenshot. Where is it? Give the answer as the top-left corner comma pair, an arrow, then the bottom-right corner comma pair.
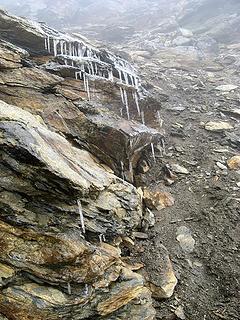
130,55 -> 240,319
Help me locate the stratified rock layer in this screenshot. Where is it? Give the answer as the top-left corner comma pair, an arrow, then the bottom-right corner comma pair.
0,101 -> 155,319
0,9 -> 173,320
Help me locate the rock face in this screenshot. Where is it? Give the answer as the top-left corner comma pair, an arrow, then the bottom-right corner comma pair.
0,9 -> 173,320
0,101 -> 155,320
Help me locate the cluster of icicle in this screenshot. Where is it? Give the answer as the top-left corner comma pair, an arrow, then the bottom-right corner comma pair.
41,23 -> 142,119
41,24 -> 164,179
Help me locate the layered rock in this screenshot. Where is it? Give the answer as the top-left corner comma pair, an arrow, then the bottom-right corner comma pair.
0,39 -> 163,179
0,9 -> 175,320
0,100 -> 155,319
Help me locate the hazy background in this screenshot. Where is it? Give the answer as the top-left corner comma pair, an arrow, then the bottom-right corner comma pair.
0,1 -> 240,46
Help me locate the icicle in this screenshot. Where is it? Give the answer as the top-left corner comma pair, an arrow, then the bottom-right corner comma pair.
99,234 -> 106,243
124,72 -> 129,85
161,138 -> 166,155
86,77 -> 90,101
120,108 -> 123,117
120,161 -> 125,180
83,73 -> 87,91
53,39 -> 57,56
44,37 -> 48,50
120,87 -> 125,105
109,69 -> 113,81
47,36 -> 50,53
133,91 -> 140,115
68,282 -> 72,295
141,111 -> 145,125
129,161 -> 134,183
84,284 -> 89,296
157,111 -> 163,128
123,89 -> 130,120
118,70 -> 122,83
60,41 -> 63,55
90,62 -> 94,75
129,139 -> 133,149
151,143 -> 156,163
77,199 -> 85,234
95,63 -> 98,76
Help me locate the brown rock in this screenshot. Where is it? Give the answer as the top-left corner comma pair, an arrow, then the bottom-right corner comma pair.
0,40 -> 28,69
141,244 -> 177,299
227,155 -> 240,170
0,100 -> 155,319
143,187 -> 175,210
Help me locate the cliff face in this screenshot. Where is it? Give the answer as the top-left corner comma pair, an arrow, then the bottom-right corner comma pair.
0,9 -> 174,320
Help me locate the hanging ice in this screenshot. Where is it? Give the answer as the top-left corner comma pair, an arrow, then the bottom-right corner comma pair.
84,284 -> 89,296
41,22 -> 142,118
157,111 -> 163,128
133,91 -> 141,115
129,161 -> 134,183
120,161 -> 125,180
141,111 -> 145,125
151,143 -> 156,163
77,199 -> 85,234
99,234 -> 106,243
123,89 -> 130,120
68,282 -> 72,295
161,138 -> 166,155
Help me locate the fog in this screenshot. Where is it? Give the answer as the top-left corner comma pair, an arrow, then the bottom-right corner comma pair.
0,1 -> 239,44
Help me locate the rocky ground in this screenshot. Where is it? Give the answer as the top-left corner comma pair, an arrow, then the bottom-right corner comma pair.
125,44 -> 240,319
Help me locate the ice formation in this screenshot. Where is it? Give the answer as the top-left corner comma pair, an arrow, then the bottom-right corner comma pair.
67,282 -> 72,295
151,143 -> 156,163
77,199 -> 85,234
41,23 -> 141,117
